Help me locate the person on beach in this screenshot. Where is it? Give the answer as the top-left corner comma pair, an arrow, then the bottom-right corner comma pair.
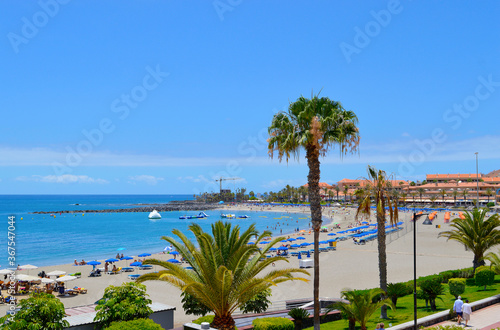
453,296 -> 464,324
462,299 -> 472,326
104,262 -> 109,273
74,259 -> 78,266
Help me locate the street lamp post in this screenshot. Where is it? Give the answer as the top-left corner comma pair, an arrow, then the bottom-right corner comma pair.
475,152 -> 479,208
413,212 -> 428,330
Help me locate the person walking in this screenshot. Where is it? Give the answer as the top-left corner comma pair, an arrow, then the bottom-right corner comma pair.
453,296 -> 464,325
462,299 -> 472,326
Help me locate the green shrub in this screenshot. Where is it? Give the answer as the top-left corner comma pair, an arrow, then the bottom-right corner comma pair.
417,274 -> 442,286
253,317 -> 294,330
288,308 -> 310,320
419,277 -> 445,310
387,282 -> 412,308
193,315 -> 215,324
448,278 -> 466,298
106,318 -> 163,329
439,271 -> 455,283
475,267 -> 495,290
487,202 -> 495,208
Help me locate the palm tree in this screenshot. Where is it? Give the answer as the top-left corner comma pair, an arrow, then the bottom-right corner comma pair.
327,289 -> 394,330
462,188 -> 469,205
440,189 -> 447,206
418,188 -> 425,204
438,209 -> 500,271
411,192 -> 416,205
452,189 -> 458,206
485,249 -> 500,274
344,186 -> 349,204
268,95 -> 360,329
401,191 -> 407,207
137,222 -> 309,330
355,166 -> 398,319
335,185 -> 340,201
429,195 -> 438,207
485,188 -> 494,204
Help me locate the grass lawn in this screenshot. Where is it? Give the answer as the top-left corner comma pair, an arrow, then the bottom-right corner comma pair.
304,276 -> 500,330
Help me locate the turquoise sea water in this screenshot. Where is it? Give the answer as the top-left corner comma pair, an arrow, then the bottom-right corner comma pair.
0,195 -> 313,267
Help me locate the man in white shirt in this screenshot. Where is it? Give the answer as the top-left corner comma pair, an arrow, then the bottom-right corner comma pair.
453,296 -> 464,325
462,299 -> 472,326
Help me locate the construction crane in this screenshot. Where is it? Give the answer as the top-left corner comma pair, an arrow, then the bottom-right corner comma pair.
215,177 -> 241,195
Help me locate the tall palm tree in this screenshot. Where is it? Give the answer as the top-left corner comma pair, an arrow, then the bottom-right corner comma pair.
268,95 -> 360,329
440,189 -> 447,206
439,209 -> 500,271
335,185 -> 340,201
327,289 -> 394,330
429,195 -> 438,207
485,188 -> 494,204
462,188 -> 469,205
137,222 -> 309,330
355,166 -> 398,319
452,189 -> 458,206
418,188 -> 425,204
485,249 -> 500,274
401,191 -> 407,207
411,192 -> 416,205
344,186 -> 349,203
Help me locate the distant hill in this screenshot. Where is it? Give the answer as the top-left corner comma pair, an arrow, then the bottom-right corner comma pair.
485,169 -> 500,177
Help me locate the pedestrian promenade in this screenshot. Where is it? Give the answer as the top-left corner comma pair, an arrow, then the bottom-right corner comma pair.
432,303 -> 500,330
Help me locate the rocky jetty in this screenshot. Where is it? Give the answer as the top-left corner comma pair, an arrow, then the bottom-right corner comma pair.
32,200 -> 219,214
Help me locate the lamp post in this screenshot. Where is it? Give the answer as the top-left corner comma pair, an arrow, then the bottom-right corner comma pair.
413,212 -> 428,330
475,152 -> 479,208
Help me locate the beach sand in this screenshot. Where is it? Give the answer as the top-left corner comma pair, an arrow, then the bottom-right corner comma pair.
0,205 -> 475,327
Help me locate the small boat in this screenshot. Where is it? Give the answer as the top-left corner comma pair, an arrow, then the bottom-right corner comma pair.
179,212 -> 209,220
221,214 -> 235,219
148,210 -> 161,219
237,215 -> 250,219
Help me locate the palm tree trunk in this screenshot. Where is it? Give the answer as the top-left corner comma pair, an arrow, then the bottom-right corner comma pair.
306,144 -> 322,330
377,212 -> 388,319
212,313 -> 235,330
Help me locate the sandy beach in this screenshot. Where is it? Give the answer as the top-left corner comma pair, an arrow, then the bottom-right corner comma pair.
1,205 -> 476,327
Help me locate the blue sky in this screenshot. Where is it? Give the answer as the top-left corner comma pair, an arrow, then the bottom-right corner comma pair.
1,0 -> 499,195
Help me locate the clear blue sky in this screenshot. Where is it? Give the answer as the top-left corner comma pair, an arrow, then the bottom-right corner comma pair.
1,1 -> 499,195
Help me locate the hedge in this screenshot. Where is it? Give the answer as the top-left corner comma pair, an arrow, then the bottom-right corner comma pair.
475,268 -> 495,290
448,278 -> 466,298
253,317 -> 294,330
106,318 -> 163,330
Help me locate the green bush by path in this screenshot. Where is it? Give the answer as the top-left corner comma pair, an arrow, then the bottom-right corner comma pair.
448,278 -> 466,298
253,317 -> 294,330
475,267 -> 495,290
106,318 -> 163,329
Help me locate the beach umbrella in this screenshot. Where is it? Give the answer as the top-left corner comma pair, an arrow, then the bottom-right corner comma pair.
138,253 -> 151,257
280,240 -> 288,243
296,237 -> 305,240
169,251 -> 180,255
0,269 -> 14,275
219,201 -> 224,204
327,239 -> 336,243
247,242 -> 255,245
319,241 -> 328,245
41,278 -> 55,284
130,261 -> 142,267
167,259 -> 180,264
56,275 -> 77,282
19,264 -> 38,275
15,274 -> 39,282
269,247 -> 277,251
297,252 -> 302,259
117,247 -> 126,251
46,270 -> 66,277
105,258 -> 119,263
278,246 -> 288,251
306,251 -> 311,258
87,260 -> 101,270
259,241 -> 269,245
287,238 -> 296,242
163,246 -> 173,252
300,242 -> 310,247
290,244 -> 300,248
327,233 -> 336,236
120,256 -> 133,260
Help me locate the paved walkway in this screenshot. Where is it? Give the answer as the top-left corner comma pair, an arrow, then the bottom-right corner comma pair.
432,303 -> 500,330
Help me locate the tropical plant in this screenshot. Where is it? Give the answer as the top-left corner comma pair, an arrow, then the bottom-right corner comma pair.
485,188 -> 494,204
429,195 -> 438,207
106,318 -> 163,330
288,308 -> 310,330
438,209 -> 500,271
386,282 -> 411,308
335,185 -> 340,201
440,189 -> 447,205
355,166 -> 399,318
462,189 -> 469,205
137,221 -> 308,330
94,282 -> 153,329
0,292 -> 69,329
344,186 -> 349,203
419,277 -> 445,310
452,189 -> 459,205
418,188 -> 425,203
181,291 -> 212,316
475,267 -> 495,290
268,94 -> 360,329
326,289 -> 394,330
448,278 -> 466,298
241,288 -> 272,314
485,248 -> 500,274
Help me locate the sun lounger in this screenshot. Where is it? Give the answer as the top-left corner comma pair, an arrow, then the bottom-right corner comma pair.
139,265 -> 153,270
73,286 -> 87,294
107,267 -> 122,275
121,267 -> 134,272
89,269 -> 102,277
128,274 -> 140,280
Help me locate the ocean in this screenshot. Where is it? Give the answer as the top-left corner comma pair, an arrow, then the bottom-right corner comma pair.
0,195 -> 312,267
